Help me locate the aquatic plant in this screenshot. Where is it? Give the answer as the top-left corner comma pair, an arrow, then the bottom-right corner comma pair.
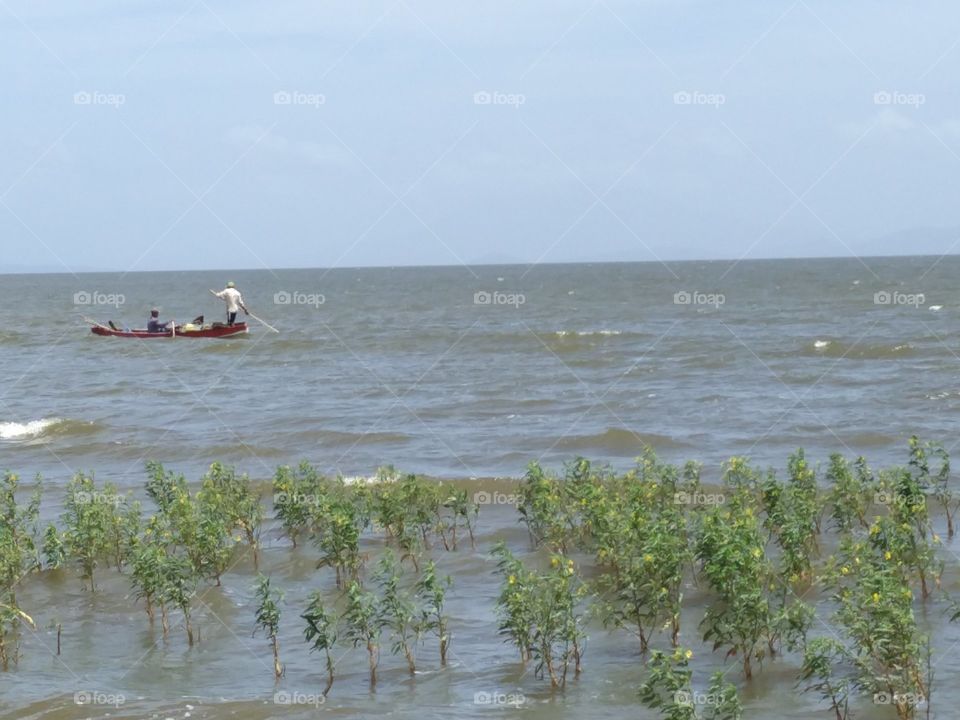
517,462 -> 568,550
375,550 -> 420,674
107,500 -> 142,572
201,463 -> 263,569
302,590 -> 337,696
0,601 -> 35,671
130,535 -> 166,624
907,436 -> 956,538
438,486 -> 477,550
695,489 -> 774,679
0,472 -> 40,670
253,574 -> 284,680
61,473 -> 120,590
638,648 -> 741,720
815,535 -> 930,720
492,543 -> 585,687
342,580 -> 381,686
759,450 -> 822,583
0,472 -> 40,605
144,461 -> 188,513
315,498 -> 363,588
597,505 -> 689,652
825,454 -> 870,534
160,553 -> 199,646
41,523 -> 64,570
150,480 -> 232,586
415,558 -> 451,666
273,462 -> 327,548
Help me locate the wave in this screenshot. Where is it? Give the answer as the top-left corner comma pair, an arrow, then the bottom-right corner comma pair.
552,329 -> 623,338
0,330 -> 27,345
0,418 -> 102,441
285,429 -> 414,447
555,428 -> 688,455
0,418 -> 63,439
806,339 -> 916,359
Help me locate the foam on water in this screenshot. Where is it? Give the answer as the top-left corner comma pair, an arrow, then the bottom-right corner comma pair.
0,418 -> 63,439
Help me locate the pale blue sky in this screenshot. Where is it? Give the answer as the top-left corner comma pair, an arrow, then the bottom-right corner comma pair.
3,1 -> 960,272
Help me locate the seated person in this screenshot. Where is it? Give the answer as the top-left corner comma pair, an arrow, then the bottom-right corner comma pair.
146,309 -> 170,333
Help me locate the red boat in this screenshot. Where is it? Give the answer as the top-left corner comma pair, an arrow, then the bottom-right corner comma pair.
88,321 -> 249,339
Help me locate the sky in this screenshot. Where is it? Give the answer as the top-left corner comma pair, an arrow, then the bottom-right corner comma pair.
3,0 -> 960,273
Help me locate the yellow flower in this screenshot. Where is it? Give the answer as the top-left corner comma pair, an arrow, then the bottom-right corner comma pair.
508,575 -> 516,585
841,566 -> 850,575
684,650 -> 693,659
751,548 -> 762,558
872,592 -> 880,604
551,557 -> 560,568
884,551 -> 892,561
643,554 -> 653,563
854,557 -> 861,565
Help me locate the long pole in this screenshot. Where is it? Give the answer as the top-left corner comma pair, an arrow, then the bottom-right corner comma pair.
246,312 -> 279,333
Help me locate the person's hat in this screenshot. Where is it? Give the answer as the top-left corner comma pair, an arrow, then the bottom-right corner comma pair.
226,281 -> 236,288
150,308 -> 159,316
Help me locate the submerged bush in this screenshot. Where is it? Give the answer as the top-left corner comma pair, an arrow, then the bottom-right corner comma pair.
493,542 -> 585,687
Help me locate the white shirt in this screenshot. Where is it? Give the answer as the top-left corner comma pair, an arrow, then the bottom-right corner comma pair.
216,287 -> 244,313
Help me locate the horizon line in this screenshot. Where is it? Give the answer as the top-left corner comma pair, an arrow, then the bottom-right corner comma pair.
1,250 -> 957,276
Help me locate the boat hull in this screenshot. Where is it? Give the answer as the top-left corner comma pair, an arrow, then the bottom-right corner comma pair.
90,323 -> 249,339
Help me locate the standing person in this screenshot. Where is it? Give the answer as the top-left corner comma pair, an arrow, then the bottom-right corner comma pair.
210,281 -> 248,326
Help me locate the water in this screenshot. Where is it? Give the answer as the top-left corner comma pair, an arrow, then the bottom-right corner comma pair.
2,257 -> 960,719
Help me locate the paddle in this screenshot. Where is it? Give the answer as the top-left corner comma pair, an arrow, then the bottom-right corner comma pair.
209,289 -> 279,333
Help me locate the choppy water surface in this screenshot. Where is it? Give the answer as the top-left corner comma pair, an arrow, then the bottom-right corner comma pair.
3,257 -> 960,718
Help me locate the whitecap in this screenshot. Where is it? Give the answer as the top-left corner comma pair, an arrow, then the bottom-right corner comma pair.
929,305 -> 943,311
0,418 -> 62,440
813,340 -> 831,349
